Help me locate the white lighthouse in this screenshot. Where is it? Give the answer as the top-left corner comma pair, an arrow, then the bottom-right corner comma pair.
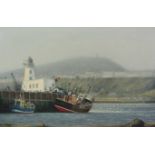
22,57 -> 56,92
23,57 -> 35,81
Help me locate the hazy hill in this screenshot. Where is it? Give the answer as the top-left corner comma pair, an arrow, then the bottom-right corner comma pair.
38,57 -> 125,76
0,57 -> 125,79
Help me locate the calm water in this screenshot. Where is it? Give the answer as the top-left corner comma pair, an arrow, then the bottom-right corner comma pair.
0,103 -> 155,126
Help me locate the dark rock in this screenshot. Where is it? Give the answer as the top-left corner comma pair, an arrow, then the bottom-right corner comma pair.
129,118 -> 145,127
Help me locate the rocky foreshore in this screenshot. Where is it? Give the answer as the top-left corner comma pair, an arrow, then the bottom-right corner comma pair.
0,123 -> 47,127
0,119 -> 155,127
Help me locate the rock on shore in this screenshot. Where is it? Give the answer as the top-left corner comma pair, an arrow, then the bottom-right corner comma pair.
0,119 -> 155,127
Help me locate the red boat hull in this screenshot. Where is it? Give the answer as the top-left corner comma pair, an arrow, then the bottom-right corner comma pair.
54,105 -> 74,113
54,98 -> 93,113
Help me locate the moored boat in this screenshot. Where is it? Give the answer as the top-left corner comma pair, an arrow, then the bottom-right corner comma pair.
54,98 -> 93,113
11,98 -> 35,114
53,89 -> 93,113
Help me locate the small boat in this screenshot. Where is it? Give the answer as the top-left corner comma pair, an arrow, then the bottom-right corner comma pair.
11,98 -> 35,114
53,89 -> 93,113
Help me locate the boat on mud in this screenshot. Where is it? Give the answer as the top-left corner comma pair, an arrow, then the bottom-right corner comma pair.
11,98 -> 35,114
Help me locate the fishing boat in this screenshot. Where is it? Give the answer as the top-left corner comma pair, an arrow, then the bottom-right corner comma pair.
54,98 -> 93,113
11,98 -> 35,113
53,89 -> 93,113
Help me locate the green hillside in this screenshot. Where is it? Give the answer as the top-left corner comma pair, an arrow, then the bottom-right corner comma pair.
56,77 -> 155,101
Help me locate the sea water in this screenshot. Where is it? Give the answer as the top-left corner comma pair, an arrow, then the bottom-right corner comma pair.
0,103 -> 155,127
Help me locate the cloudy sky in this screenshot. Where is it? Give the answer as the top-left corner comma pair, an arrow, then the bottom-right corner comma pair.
0,27 -> 155,72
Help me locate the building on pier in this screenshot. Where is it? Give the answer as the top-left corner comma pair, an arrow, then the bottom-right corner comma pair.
22,57 -> 55,92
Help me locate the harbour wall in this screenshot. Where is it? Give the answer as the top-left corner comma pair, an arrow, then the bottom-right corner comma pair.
0,91 -> 57,112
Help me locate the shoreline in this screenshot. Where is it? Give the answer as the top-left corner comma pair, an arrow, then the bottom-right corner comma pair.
95,99 -> 155,103
0,119 -> 155,127
95,101 -> 155,104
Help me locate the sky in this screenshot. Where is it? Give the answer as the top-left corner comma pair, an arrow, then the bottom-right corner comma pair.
0,27 -> 155,72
